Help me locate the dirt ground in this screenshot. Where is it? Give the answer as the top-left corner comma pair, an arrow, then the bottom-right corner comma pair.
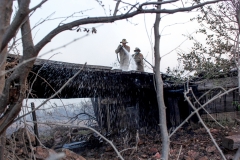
76,122 -> 240,160
6,119 -> 240,160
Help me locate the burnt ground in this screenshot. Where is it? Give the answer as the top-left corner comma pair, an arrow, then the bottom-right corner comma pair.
6,119 -> 240,160
74,122 -> 240,160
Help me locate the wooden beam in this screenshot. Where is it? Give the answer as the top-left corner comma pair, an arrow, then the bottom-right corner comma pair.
196,77 -> 238,91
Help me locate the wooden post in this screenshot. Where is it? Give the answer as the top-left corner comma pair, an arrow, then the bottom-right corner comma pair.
98,98 -> 102,128
31,102 -> 40,146
107,99 -> 111,132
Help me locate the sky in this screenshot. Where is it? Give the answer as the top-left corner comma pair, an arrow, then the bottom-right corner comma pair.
12,0 -> 204,73
17,0 -> 207,106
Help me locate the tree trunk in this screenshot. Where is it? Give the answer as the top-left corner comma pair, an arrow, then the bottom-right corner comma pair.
0,0 -> 34,135
236,1 -> 240,93
0,0 -> 12,94
0,1 -> 12,159
154,0 -> 169,159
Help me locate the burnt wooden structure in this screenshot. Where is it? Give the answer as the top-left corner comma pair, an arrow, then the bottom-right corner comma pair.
29,58 -> 155,98
196,77 -> 240,114
8,54 -> 240,132
26,58 -> 195,130
17,56 -> 196,130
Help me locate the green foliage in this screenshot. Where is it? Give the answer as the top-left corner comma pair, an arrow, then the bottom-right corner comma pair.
178,1 -> 239,79
232,101 -> 240,111
165,62 -> 194,85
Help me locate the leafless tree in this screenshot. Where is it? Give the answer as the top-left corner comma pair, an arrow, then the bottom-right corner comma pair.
153,1 -> 169,159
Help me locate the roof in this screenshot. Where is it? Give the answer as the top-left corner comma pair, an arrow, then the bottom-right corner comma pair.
7,54 -> 193,98
29,57 -> 156,98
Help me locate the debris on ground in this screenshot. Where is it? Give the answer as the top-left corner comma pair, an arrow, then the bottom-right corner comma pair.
4,122 -> 240,160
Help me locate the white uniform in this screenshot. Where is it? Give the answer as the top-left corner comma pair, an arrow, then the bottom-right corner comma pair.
115,45 -> 130,71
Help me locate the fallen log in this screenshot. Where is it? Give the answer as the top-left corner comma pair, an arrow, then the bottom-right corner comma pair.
222,135 -> 240,150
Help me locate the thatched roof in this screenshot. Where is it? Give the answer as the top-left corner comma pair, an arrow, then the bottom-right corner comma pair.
7,54 -> 192,99
29,58 -> 158,98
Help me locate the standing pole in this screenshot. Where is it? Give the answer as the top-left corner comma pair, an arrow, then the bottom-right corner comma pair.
31,102 -> 40,146
107,98 -> 111,133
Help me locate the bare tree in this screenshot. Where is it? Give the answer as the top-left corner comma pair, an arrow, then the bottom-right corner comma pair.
0,0 -> 222,159
153,0 -> 169,159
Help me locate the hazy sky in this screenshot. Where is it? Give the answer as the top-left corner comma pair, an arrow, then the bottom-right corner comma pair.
11,0 -> 204,73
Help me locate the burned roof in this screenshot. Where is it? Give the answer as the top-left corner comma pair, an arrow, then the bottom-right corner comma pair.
7,54 -> 190,99
29,58 -> 157,98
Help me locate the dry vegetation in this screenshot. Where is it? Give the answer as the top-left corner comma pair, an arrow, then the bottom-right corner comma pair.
3,112 -> 240,160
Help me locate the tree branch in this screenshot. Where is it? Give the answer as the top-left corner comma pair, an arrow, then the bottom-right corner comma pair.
139,0 -> 178,9
184,88 -> 227,160
34,0 -> 222,53
28,121 -> 124,160
14,63 -> 87,122
29,0 -> 48,12
113,0 -> 121,16
1,0 -> 31,52
169,87 -> 239,138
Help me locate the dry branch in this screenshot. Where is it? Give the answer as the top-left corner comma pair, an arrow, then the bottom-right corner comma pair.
169,87 -> 239,138
28,121 -> 124,160
14,63 -> 87,122
184,88 -> 226,160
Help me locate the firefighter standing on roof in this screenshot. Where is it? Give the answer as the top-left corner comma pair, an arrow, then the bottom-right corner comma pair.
115,39 -> 130,71
132,47 -> 144,72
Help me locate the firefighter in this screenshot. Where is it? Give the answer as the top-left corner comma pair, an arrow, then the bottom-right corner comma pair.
115,39 -> 130,71
132,47 -> 144,72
